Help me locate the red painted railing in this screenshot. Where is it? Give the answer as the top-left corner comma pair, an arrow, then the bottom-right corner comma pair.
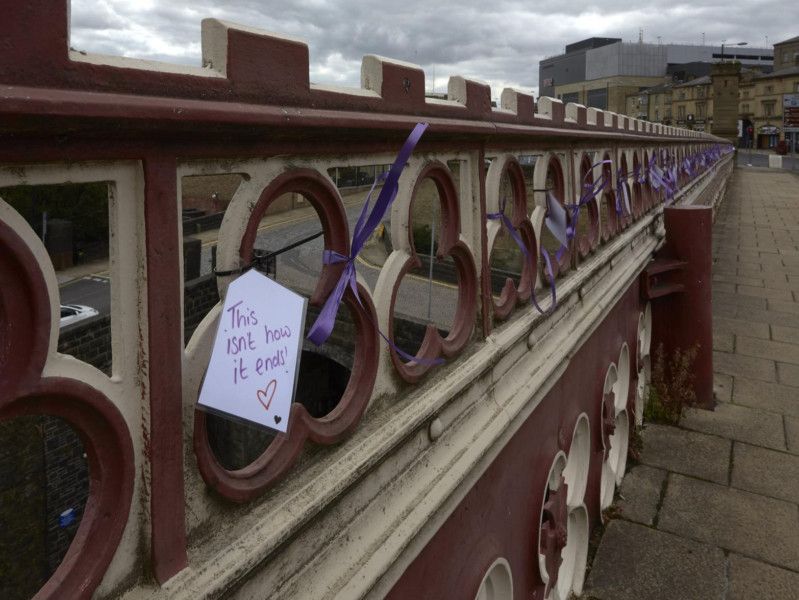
0,4 -> 734,598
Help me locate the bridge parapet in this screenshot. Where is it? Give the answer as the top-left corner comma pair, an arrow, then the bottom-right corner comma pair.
0,5 -> 734,599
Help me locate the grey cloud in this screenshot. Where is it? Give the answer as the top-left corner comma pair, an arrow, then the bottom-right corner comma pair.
68,0 -> 798,96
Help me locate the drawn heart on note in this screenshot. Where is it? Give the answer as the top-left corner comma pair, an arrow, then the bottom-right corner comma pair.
256,379 -> 277,411
274,415 -> 282,425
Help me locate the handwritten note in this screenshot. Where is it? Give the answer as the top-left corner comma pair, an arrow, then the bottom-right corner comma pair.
198,269 -> 307,433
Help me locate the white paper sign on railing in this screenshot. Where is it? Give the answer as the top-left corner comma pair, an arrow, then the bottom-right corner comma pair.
198,269 -> 307,433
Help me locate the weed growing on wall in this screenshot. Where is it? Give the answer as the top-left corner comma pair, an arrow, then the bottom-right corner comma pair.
644,343 -> 699,424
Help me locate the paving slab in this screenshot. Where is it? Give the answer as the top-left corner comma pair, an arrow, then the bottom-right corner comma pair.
658,474 -> 799,571
761,276 -> 798,291
640,425 -> 730,484
733,306 -> 799,329
713,281 -> 735,294
713,273 -> 764,288
731,442 -> 799,503
728,554 -> 799,600
617,465 -> 666,526
584,520 -> 726,600
737,284 -> 794,301
732,376 -> 799,417
681,402 -> 786,451
713,290 -> 767,310
713,372 -> 733,403
768,299 -> 799,315
736,336 -> 799,366
713,315 -> 769,339
777,361 -> 799,387
772,324 -> 799,343
786,416 -> 799,455
712,350 -> 776,382
712,333 -> 734,353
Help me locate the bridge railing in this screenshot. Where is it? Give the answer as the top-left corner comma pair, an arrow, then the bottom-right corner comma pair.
0,4 -> 734,599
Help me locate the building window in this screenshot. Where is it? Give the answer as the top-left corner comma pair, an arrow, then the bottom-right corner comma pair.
742,103 -> 750,114
697,103 -> 705,118
679,91 -> 686,100
677,106 -> 686,119
763,101 -> 776,117
766,85 -> 774,93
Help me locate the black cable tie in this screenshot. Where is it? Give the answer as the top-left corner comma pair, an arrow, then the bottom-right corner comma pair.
213,230 -> 323,277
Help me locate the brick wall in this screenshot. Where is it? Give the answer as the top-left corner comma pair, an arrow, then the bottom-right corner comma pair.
184,274 -> 221,343
0,417 -> 48,600
0,275 -> 222,594
58,313 -> 112,375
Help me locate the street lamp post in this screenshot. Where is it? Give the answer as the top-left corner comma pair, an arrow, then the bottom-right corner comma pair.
720,40 -> 748,62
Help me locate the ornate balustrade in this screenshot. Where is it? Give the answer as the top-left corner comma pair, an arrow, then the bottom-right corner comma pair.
0,4 -> 734,599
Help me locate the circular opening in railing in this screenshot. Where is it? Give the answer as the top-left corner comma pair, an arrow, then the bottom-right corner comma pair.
388,161 -> 476,381
562,414 -> 590,509
474,557 -> 513,600
537,452 -> 568,598
0,415 -> 89,598
192,168 -> 379,500
642,150 -> 653,209
618,153 -> 632,228
632,152 -> 644,217
574,154 -> 600,257
636,355 -> 651,426
486,158 -> 535,320
555,504 -> 589,600
394,175 -> 455,358
615,344 -> 631,412
599,155 -> 617,242
539,155 -> 569,281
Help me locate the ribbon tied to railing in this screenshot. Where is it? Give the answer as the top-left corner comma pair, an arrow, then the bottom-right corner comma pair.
487,196 -> 558,314
307,139 -> 733,345
307,122 -> 442,365
487,159 -> 611,314
615,167 -> 632,217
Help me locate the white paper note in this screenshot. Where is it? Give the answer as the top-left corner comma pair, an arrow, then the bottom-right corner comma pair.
198,269 -> 307,433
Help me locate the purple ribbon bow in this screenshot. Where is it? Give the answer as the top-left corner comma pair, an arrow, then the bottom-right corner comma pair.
308,123 -> 442,366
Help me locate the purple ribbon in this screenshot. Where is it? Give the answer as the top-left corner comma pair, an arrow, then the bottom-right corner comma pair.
545,192 -> 569,247
561,161 -> 611,244
633,164 -> 646,185
616,169 -> 632,217
486,159 -> 611,315
307,123 -> 443,365
487,198 -> 557,314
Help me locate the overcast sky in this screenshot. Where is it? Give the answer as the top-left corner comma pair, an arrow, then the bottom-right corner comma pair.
70,1 -> 798,99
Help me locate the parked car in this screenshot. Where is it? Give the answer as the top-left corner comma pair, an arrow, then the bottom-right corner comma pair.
59,304 -> 98,328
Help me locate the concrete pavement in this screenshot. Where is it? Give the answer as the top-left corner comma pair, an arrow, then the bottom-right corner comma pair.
583,167 -> 799,599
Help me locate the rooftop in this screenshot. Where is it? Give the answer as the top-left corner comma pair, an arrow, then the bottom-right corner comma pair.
674,75 -> 711,88
775,35 -> 799,46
